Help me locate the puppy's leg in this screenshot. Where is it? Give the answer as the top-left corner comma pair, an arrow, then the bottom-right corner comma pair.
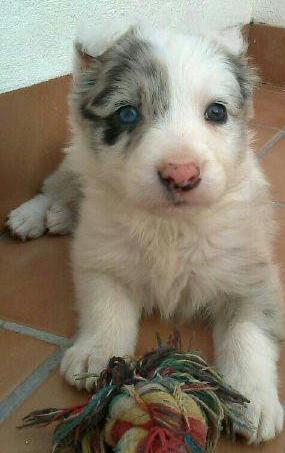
7,154 -> 80,239
214,269 -> 284,443
46,201 -> 75,236
43,156 -> 81,235
61,272 -> 140,390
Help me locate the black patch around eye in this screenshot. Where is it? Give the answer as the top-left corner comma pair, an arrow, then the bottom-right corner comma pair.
80,103 -> 138,146
104,115 -> 125,145
104,113 -> 137,146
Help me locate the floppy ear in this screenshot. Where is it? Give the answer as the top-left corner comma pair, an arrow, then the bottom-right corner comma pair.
72,19 -> 133,78
208,25 -> 248,56
73,41 -> 95,75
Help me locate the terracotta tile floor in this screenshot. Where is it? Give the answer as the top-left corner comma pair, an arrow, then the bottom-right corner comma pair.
0,84 -> 285,452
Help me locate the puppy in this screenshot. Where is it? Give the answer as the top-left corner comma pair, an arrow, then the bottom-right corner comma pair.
8,23 -> 284,443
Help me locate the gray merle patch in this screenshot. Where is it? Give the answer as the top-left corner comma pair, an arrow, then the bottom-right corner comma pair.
76,28 -> 170,148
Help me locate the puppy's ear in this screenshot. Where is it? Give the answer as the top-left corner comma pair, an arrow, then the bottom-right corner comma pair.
209,25 -> 259,91
208,25 -> 248,56
208,25 -> 259,117
72,20 -> 132,78
73,42 -> 95,75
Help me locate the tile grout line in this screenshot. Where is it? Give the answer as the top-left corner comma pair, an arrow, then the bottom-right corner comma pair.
0,319 -> 71,348
253,122 -> 280,131
272,202 -> 285,208
0,321 -> 72,423
257,128 -> 285,160
0,349 -> 64,423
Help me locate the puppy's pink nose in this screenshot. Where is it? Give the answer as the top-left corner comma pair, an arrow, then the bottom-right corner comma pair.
158,162 -> 201,192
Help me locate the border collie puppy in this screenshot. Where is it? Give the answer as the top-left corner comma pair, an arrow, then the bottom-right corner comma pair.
8,23 -> 284,443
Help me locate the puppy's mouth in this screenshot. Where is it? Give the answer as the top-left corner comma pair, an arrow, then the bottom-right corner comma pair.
171,178 -> 201,193
159,175 -> 201,193
157,171 -> 202,206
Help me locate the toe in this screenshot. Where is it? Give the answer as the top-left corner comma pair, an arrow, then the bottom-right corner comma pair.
60,347 -> 88,389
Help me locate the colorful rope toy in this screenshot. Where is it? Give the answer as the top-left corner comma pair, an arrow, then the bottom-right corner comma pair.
20,333 -> 252,452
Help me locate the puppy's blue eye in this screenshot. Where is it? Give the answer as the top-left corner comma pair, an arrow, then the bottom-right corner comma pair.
205,103 -> 227,124
118,106 -> 140,124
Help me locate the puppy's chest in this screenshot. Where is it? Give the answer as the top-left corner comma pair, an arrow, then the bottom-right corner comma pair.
91,212 -> 247,313
130,227 -> 222,313
144,241 -> 194,313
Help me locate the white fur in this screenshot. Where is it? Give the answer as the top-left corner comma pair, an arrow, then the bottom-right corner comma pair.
8,194 -> 50,240
8,194 -> 74,238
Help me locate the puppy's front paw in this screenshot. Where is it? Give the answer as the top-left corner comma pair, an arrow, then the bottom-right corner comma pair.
226,377 -> 284,443
243,391 -> 284,444
8,202 -> 46,240
60,340 -> 110,391
7,195 -> 49,240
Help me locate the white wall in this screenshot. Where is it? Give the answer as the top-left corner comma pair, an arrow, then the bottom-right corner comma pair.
1,0 -> 285,94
